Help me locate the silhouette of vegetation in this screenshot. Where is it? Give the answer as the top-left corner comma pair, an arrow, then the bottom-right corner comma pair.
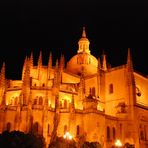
0,130 -> 45,148
48,136 -> 102,148
48,137 -> 76,148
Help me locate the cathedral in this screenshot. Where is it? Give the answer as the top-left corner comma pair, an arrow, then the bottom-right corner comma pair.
0,28 -> 148,148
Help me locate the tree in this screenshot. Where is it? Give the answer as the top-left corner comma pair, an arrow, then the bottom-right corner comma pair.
0,130 -> 45,148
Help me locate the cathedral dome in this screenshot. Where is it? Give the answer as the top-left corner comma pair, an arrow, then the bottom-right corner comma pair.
66,53 -> 98,76
66,27 -> 98,76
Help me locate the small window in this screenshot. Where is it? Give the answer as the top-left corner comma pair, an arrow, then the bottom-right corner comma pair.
92,87 -> 95,96
39,96 -> 43,105
140,130 -> 145,140
64,100 -> 67,108
33,122 -> 39,134
107,126 -> 110,141
34,83 -> 37,86
113,127 -> 116,139
42,83 -> 45,87
76,125 -> 80,136
64,125 -> 67,134
6,122 -> 11,131
34,99 -> 37,105
47,124 -> 50,135
109,84 -> 113,94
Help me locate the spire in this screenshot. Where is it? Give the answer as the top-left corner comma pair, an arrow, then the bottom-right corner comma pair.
127,48 -> 133,71
102,51 -> 107,71
98,57 -> 101,70
55,59 -> 59,71
82,27 -> 86,38
30,52 -> 33,68
22,56 -> 27,80
48,52 -> 52,69
0,62 -> 5,87
59,54 -> 65,71
38,51 -> 42,67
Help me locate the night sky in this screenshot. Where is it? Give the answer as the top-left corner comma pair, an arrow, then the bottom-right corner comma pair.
0,1 -> 147,79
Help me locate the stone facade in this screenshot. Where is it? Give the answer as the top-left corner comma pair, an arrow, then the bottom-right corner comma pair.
0,28 -> 148,148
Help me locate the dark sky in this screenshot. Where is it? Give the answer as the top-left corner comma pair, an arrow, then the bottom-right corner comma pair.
0,0 -> 147,79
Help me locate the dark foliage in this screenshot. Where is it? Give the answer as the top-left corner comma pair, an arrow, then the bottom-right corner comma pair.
49,137 -> 76,148
82,141 -> 102,148
0,130 -> 45,148
49,137 -> 102,148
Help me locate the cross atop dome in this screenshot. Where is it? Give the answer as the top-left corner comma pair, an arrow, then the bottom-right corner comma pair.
82,27 -> 86,38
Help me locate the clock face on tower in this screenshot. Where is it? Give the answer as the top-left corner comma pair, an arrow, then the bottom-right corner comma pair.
136,86 -> 141,97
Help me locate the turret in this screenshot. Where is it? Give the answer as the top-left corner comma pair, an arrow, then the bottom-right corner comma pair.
0,62 -> 5,87
98,57 -> 101,72
22,56 -> 27,80
0,62 -> 6,105
30,52 -> 34,69
126,48 -> 136,119
127,48 -> 134,72
59,54 -> 65,71
53,59 -> 59,87
22,58 -> 31,105
38,51 -> 42,79
48,52 -> 52,69
102,51 -> 107,71
38,51 -> 42,69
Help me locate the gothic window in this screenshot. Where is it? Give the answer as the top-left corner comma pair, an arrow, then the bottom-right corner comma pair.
76,125 -> 80,136
120,123 -> 122,137
144,125 -> 147,141
14,97 -> 18,105
64,125 -> 67,134
109,84 -> 113,94
113,127 -> 116,139
64,100 -> 67,108
34,98 -> 37,105
47,124 -> 50,135
6,122 -> 11,131
39,96 -> 43,105
33,122 -> 39,134
59,101 -> 62,108
140,130 -> 145,140
107,126 -> 110,141
92,87 -> 95,96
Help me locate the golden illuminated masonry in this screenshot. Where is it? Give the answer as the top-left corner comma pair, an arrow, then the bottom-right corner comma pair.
0,28 -> 148,148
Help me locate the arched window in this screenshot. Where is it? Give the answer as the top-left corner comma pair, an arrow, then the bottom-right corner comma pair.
34,98 -> 38,105
76,125 -> 80,136
64,100 -> 67,108
144,125 -> 147,141
113,127 -> 116,139
42,83 -> 45,87
39,96 -> 43,105
64,125 -> 67,134
140,130 -> 144,140
92,87 -> 95,96
14,97 -> 18,105
107,126 -> 110,141
34,83 -> 36,86
33,122 -> 39,134
47,124 -> 50,135
6,122 -> 11,131
109,84 -> 113,94
59,101 -> 62,108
